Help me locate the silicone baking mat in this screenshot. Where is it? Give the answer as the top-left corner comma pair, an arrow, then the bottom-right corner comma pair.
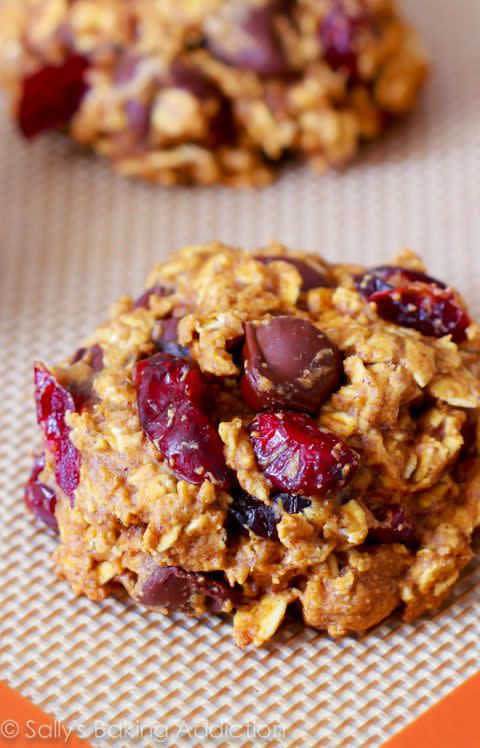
1,1 -> 479,745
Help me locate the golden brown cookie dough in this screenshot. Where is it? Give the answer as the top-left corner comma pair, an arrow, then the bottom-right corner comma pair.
0,0 -> 428,185
26,243 -> 480,646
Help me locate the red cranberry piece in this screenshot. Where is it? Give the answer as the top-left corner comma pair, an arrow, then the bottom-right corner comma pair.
134,353 -> 206,416
161,400 -> 231,486
254,255 -> 330,291
371,285 -> 471,343
140,566 -> 235,612
169,61 -> 236,147
205,0 -> 292,77
319,0 -> 370,77
133,353 -> 230,487
368,504 -> 417,548
34,364 -> 80,504
19,55 -> 89,138
355,265 -> 470,341
133,284 -> 173,310
241,317 -> 342,413
153,317 -> 190,358
24,454 -> 59,532
250,411 -> 358,495
355,265 -> 447,298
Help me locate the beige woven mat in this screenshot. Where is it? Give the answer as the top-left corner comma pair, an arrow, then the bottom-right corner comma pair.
1,0 -> 480,746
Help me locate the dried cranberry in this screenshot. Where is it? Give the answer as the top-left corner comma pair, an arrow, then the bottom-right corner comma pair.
161,400 -> 231,486
368,504 -> 417,548
133,285 -> 172,310
24,454 -> 59,532
319,0 -> 371,78
356,266 -> 470,342
134,353 -> 205,414
228,489 -> 312,539
355,265 -> 446,298
371,285 -> 471,343
133,353 -> 230,487
250,411 -> 358,495
254,255 -> 330,291
34,364 -> 80,504
153,317 -> 190,358
19,55 -> 89,138
241,317 -> 342,413
205,0 -> 292,77
140,566 -> 235,612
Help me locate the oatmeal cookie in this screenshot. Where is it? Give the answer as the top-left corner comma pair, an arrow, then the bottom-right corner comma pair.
0,0 -> 427,185
26,243 -> 480,646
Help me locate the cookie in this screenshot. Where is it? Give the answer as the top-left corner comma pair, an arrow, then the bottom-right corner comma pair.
27,243 -> 480,646
0,0 -> 428,185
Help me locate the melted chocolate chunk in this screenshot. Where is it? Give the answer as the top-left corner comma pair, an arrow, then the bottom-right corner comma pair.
241,316 -> 342,413
205,0 -> 293,77
254,255 -> 331,291
153,317 -> 190,358
140,566 -> 235,612
228,489 -> 312,540
133,285 -> 173,310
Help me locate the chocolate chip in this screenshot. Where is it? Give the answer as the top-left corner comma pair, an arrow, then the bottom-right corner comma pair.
170,61 -> 218,99
204,0 -> 293,77
228,489 -> 312,540
276,492 -> 312,514
241,316 -> 342,413
153,317 -> 190,358
71,343 -> 103,371
68,344 -> 104,412
140,566 -> 235,612
254,255 -> 331,291
125,100 -> 151,140
229,490 -> 279,539
133,285 -> 173,310
113,55 -> 141,84
169,61 -> 236,147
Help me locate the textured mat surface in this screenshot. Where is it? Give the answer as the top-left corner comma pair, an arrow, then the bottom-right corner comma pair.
1,1 -> 479,746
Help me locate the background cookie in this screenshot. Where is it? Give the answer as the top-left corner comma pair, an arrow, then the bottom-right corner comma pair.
0,0 -> 427,185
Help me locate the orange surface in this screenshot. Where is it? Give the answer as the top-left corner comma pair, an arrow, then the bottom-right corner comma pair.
1,674 -> 479,747
0,682 -> 89,747
383,672 -> 480,748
